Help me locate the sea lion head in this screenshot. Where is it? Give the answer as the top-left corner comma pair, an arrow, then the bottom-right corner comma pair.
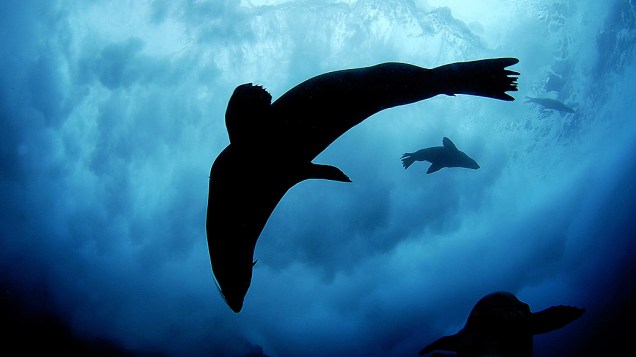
206,150 -> 263,313
210,246 -> 256,313
465,291 -> 531,334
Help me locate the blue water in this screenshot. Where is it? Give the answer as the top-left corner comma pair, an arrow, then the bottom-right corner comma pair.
1,1 -> 634,356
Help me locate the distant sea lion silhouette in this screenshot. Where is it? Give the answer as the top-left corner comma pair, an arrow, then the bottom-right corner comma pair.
419,291 -> 585,357
524,95 -> 574,113
401,137 -> 479,174
207,58 -> 519,312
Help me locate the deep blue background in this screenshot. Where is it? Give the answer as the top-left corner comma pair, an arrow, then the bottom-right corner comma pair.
1,1 -> 634,356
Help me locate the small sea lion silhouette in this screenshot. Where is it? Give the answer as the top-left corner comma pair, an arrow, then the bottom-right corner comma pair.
401,137 -> 479,174
525,95 -> 575,113
419,291 -> 585,357
207,58 -> 519,312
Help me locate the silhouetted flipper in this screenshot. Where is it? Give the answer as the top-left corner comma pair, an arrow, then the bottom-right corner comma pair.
419,291 -> 585,357
401,137 -> 479,174
524,96 -> 575,113
207,58 -> 519,312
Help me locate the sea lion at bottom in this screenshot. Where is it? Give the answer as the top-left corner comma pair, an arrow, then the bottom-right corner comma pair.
419,291 -> 585,357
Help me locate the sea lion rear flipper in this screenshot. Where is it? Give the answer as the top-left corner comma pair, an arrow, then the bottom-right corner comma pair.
401,153 -> 416,169
304,163 -> 352,182
434,58 -> 520,101
530,305 -> 585,335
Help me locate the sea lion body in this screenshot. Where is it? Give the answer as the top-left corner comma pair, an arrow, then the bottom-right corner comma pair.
207,59 -> 519,312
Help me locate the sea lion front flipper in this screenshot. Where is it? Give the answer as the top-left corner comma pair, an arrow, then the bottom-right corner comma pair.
427,163 -> 443,174
419,333 -> 461,355
442,137 -> 458,151
530,305 -> 585,335
303,163 -> 352,182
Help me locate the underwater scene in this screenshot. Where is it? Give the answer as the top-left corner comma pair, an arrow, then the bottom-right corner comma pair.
1,0 -> 634,356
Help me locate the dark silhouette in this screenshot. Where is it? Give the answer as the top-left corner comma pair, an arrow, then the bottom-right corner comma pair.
207,58 -> 519,312
401,137 -> 479,174
419,291 -> 585,357
524,96 -> 575,113
0,282 -> 151,356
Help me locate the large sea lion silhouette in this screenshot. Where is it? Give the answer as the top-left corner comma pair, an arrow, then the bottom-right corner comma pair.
524,95 -> 575,113
401,137 -> 479,174
207,58 -> 519,312
419,291 -> 585,357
